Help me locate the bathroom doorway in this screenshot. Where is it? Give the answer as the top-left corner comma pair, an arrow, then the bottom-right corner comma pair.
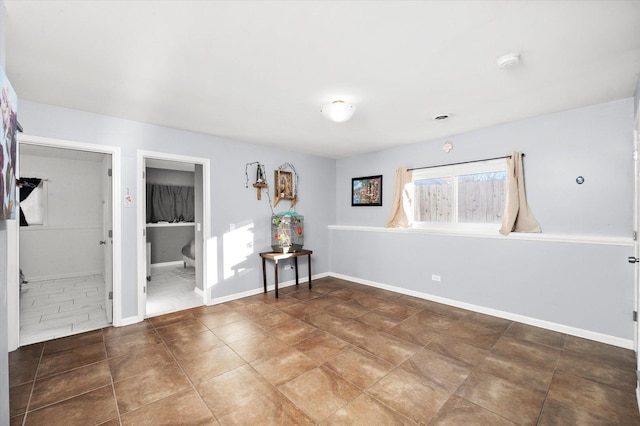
7,135 -> 121,350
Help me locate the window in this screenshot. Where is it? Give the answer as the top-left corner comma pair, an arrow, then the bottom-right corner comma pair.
20,181 -> 47,226
412,159 -> 507,230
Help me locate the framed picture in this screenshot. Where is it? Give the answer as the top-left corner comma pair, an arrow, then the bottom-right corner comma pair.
352,175 -> 382,206
275,170 -> 294,199
1,67 -> 18,220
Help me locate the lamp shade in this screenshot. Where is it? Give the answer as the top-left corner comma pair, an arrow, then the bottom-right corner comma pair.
321,100 -> 355,123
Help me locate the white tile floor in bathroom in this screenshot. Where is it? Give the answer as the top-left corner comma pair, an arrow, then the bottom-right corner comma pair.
18,265 -> 202,344
19,274 -> 110,345
146,263 -> 203,318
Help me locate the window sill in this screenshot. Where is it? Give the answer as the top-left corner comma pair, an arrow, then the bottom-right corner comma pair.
146,222 -> 195,228
327,225 -> 633,246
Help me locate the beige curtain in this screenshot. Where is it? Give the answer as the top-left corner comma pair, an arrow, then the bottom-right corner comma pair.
500,152 -> 540,235
386,168 -> 413,228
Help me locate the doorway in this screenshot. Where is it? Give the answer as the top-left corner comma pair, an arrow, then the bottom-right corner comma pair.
7,135 -> 121,350
137,151 -> 210,320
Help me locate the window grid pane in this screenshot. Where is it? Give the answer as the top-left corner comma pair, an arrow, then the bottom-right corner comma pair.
457,172 -> 506,223
413,177 -> 453,222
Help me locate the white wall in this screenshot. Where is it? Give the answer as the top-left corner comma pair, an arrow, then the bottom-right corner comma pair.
332,98 -> 635,346
19,153 -> 104,280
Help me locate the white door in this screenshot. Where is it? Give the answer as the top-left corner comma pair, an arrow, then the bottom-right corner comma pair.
102,155 -> 113,324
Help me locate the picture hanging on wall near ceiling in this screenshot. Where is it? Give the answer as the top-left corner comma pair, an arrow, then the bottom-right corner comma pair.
1,67 -> 18,220
352,175 -> 382,206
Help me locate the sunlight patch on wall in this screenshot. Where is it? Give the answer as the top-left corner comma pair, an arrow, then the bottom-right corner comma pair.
223,223 -> 254,280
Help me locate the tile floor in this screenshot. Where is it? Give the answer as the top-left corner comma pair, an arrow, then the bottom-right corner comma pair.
19,275 -> 110,346
147,264 -> 203,317
9,277 -> 640,425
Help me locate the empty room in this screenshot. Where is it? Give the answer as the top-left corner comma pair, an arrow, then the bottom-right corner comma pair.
2,1 -> 640,424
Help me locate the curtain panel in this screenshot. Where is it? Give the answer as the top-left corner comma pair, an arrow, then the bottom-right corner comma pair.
499,152 -> 540,235
18,177 -> 42,226
385,168 -> 413,228
146,184 -> 194,223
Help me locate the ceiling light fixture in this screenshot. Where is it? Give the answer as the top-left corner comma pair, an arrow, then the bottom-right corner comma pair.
321,100 -> 355,123
496,53 -> 521,69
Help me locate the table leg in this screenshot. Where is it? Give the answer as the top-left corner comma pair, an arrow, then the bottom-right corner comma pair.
308,254 -> 312,289
274,259 -> 279,298
294,257 -> 299,286
262,257 -> 267,294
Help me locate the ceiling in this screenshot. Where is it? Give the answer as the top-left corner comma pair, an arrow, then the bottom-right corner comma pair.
4,1 -> 640,159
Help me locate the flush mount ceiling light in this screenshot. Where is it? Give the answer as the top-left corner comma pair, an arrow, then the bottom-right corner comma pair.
321,100 -> 356,123
497,53 -> 521,69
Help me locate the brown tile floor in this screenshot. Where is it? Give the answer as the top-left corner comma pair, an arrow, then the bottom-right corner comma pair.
8,277 -> 640,425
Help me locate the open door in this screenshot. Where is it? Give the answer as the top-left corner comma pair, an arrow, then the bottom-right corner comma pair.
633,101 -> 640,409
102,155 -> 113,324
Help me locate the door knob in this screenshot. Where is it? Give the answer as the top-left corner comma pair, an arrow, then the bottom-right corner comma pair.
628,256 -> 639,263
99,240 -> 106,245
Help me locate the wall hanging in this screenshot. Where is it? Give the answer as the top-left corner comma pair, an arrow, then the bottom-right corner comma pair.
352,175 -> 383,206
245,161 -> 268,200
273,162 -> 298,207
1,67 -> 18,220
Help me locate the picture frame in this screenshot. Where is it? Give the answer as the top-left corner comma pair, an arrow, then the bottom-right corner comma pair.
1,67 -> 18,220
352,175 -> 382,206
274,169 -> 296,207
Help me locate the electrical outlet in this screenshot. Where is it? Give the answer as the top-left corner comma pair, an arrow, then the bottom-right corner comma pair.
431,274 -> 441,282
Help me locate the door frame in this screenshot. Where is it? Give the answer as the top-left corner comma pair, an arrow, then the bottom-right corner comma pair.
8,134 -> 122,351
136,150 -> 211,321
634,100 -> 640,409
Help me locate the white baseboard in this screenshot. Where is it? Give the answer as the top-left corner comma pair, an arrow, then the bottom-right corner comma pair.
25,270 -> 103,282
330,272 -> 634,350
119,316 -> 140,327
151,261 -> 184,268
209,272 -> 328,305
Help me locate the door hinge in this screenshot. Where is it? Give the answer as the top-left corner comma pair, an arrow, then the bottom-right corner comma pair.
143,286 -> 146,294
142,171 -> 145,179
142,228 -> 146,237
634,231 -> 638,241
108,291 -> 113,300
634,311 -> 637,322
108,168 -> 112,177
108,229 -> 112,238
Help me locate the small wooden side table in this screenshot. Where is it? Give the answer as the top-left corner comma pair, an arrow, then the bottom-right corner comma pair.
260,249 -> 313,298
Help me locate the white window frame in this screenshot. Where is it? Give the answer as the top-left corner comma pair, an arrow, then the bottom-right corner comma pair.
411,158 -> 507,232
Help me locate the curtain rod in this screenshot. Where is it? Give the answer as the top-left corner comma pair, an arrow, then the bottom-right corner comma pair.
408,153 -> 524,172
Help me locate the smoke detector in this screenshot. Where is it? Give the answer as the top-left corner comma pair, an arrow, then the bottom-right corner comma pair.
497,53 -> 520,69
